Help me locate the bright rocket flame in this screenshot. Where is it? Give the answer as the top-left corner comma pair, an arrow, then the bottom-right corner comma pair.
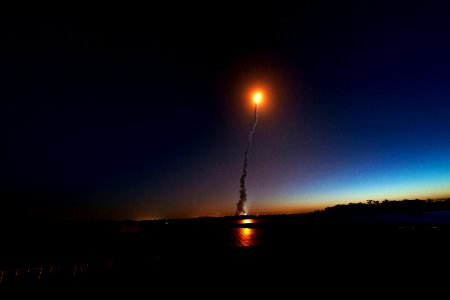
253,91 -> 263,105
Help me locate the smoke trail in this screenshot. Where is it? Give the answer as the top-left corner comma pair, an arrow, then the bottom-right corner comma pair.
236,104 -> 258,215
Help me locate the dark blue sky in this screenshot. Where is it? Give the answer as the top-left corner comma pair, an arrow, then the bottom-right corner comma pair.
2,2 -> 450,219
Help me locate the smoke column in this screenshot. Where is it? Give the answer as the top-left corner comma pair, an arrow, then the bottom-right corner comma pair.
236,104 -> 258,215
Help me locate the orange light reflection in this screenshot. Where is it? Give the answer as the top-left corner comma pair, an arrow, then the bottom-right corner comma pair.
237,227 -> 255,247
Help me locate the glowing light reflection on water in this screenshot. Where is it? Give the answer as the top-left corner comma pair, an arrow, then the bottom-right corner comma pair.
232,219 -> 261,247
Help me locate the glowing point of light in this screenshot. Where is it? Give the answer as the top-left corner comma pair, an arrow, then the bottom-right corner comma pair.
253,91 -> 263,105
240,218 -> 254,224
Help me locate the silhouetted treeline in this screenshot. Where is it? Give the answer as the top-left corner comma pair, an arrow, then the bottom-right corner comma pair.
320,198 -> 450,216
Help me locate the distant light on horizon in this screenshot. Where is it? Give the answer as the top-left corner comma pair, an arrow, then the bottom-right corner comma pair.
240,218 -> 254,224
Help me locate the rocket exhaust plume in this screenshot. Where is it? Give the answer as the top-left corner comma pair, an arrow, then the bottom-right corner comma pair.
236,92 -> 261,215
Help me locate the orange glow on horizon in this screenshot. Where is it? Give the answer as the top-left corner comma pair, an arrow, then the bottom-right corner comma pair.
239,218 -> 254,224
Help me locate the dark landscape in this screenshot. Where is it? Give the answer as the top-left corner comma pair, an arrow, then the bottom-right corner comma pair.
2,199 -> 450,295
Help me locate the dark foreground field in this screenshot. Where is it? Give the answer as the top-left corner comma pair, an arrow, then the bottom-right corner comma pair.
1,211 -> 450,296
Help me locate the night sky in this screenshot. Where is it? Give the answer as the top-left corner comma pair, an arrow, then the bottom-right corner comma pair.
3,2 -> 450,220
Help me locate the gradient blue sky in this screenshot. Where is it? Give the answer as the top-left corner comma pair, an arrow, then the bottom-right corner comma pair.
3,2 -> 450,219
